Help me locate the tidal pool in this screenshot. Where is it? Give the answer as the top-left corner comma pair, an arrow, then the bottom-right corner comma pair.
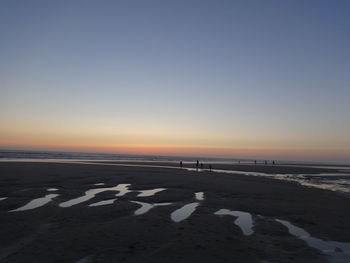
59,184 -> 131,208
131,201 -> 172,215
9,194 -> 59,212
215,209 -> 254,236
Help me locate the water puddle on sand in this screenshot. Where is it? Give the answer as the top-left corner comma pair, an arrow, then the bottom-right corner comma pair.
137,188 -> 166,197
88,198 -> 117,207
171,192 -> 205,222
59,184 -> 130,208
195,192 -> 204,201
214,209 -> 254,236
47,188 -> 59,192
0,197 -> 7,201
131,201 -> 172,215
276,219 -> 350,263
171,203 -> 200,222
9,194 -> 59,212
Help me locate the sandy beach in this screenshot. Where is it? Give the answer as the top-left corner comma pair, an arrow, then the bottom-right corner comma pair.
1,161 -> 350,263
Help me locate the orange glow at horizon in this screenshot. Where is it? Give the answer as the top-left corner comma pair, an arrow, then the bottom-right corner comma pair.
1,121 -> 350,162
1,137 -> 349,162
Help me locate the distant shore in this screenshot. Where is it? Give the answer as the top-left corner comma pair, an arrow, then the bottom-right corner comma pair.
1,161 -> 350,262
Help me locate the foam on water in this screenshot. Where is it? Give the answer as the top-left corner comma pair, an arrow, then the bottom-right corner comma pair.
0,197 -> 8,201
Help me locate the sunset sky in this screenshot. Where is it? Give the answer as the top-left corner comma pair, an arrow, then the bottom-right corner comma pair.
1,1 -> 350,162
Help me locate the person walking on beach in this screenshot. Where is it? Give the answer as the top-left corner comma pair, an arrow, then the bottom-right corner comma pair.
254,160 -> 257,165
196,160 -> 199,169
272,160 -> 275,165
180,161 -> 183,168
209,164 -> 212,171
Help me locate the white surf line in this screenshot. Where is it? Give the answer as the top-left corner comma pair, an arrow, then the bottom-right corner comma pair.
0,197 -> 8,201
9,194 -> 59,212
59,184 -> 130,208
171,192 -> 205,222
276,219 -> 350,262
137,188 -> 167,197
214,209 -> 254,236
88,198 -> 118,207
93,183 -> 105,186
131,201 -> 172,215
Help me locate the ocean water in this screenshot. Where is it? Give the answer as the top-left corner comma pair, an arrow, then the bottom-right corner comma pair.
0,149 -> 234,163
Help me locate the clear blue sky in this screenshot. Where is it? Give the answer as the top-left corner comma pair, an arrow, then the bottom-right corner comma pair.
1,1 -> 350,162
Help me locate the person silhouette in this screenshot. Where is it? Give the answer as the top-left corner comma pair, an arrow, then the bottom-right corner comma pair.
264,160 -> 267,165
209,164 -> 212,171
272,160 -> 275,165
180,161 -> 183,168
254,160 -> 257,165
196,160 -> 199,169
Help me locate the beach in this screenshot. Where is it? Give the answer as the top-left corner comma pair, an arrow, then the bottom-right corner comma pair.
1,161 -> 350,263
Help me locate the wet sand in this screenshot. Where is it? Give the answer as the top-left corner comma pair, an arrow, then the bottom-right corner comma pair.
1,162 -> 350,262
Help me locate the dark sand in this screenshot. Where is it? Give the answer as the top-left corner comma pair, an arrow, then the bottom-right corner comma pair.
1,162 -> 350,263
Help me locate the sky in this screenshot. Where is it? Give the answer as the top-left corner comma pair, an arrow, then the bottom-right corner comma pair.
1,0 -> 350,162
